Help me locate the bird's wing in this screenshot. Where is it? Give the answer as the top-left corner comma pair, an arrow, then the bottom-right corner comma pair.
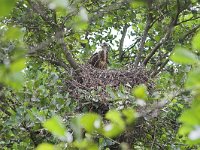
88,52 -> 99,66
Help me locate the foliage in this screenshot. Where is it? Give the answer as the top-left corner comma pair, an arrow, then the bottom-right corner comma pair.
0,0 -> 200,150
171,31 -> 200,145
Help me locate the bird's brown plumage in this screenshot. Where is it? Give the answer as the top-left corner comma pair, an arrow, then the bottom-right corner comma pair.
88,43 -> 109,69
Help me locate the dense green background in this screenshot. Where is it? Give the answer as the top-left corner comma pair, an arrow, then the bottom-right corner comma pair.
0,0 -> 200,149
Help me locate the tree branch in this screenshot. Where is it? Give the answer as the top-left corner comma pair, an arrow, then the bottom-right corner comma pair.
28,54 -> 70,71
27,0 -> 79,70
125,38 -> 140,51
27,0 -> 57,28
60,37 -> 79,70
89,0 -> 133,23
119,24 -> 129,62
176,16 -> 200,25
134,0 -> 153,67
179,24 -> 200,43
54,29 -> 80,70
142,25 -> 172,66
142,1 -> 181,66
150,58 -> 169,77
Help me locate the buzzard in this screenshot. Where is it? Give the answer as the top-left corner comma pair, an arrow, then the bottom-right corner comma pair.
88,43 -> 110,69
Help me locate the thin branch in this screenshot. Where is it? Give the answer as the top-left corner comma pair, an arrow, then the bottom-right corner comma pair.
176,16 -> 200,25
113,38 -> 140,61
175,0 -> 181,23
142,4 -> 181,66
27,0 -> 57,28
52,9 -> 57,25
142,27 -> 172,66
134,1 -> 153,66
61,39 -> 79,70
27,41 -> 51,55
119,24 -> 129,62
139,89 -> 184,119
27,0 -> 79,70
89,0 -> 133,23
0,105 -> 12,116
29,54 -> 70,71
27,29 -> 79,70
123,38 -> 140,52
44,58 -> 69,71
180,24 -> 200,43
150,51 -> 168,72
151,58 -> 169,77
149,15 -> 164,28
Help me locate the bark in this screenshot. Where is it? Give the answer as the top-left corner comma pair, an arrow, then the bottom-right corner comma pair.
62,43 -> 79,70
134,0 -> 153,67
142,0 -> 181,66
119,24 -> 129,62
142,27 -> 172,66
27,0 -> 80,70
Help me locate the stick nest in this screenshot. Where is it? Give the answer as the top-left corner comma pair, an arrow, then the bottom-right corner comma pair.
65,64 -> 152,113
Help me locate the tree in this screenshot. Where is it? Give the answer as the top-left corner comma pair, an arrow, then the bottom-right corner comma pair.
0,0 -> 200,149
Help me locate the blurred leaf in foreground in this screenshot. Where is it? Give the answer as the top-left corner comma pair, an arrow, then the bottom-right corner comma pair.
192,31 -> 200,51
170,47 -> 198,65
36,143 -> 54,150
0,0 -> 16,17
43,116 -> 67,139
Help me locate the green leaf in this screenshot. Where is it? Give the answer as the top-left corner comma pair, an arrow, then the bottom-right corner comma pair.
56,8 -> 68,17
105,110 -> 125,129
131,0 -> 146,8
0,66 -> 6,81
4,27 -> 23,40
43,116 -> 66,138
72,16 -> 88,31
10,58 -> 26,72
178,105 -> 200,145
70,116 -> 82,141
0,67 -> 24,90
179,125 -> 193,135
192,31 -> 200,51
185,69 -> 200,90
102,110 -> 127,138
0,0 -> 16,17
36,143 -> 54,150
122,108 -> 136,124
103,123 -> 123,138
170,47 -> 198,64
5,72 -> 24,90
80,113 -> 101,133
179,106 -> 200,125
106,86 -> 117,99
132,84 -> 148,100
73,140 -> 98,150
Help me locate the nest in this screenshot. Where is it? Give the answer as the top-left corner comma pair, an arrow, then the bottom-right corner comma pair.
65,64 -> 151,113
63,65 -> 159,148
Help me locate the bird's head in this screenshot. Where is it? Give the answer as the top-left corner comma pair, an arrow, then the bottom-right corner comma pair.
100,42 -> 110,51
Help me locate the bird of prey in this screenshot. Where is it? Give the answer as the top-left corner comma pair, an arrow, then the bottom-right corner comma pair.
88,43 -> 110,69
